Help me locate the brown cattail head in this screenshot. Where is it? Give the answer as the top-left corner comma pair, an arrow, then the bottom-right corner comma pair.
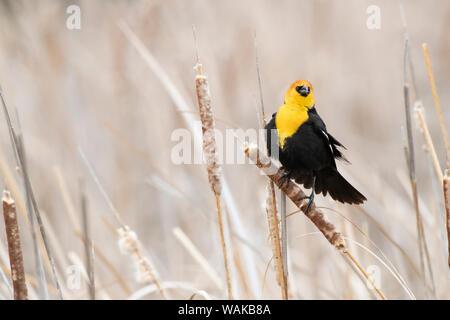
195,63 -> 222,195
2,190 -> 28,300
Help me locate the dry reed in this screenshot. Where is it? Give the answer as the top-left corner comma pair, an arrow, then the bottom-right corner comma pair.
80,184 -> 95,300
422,43 -> 450,161
415,103 -> 443,184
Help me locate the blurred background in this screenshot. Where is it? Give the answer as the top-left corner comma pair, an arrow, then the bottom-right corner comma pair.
0,0 -> 448,299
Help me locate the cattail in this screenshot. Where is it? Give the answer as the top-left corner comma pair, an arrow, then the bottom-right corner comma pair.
2,191 -> 28,300
444,170 -> 450,269
117,225 -> 166,299
195,64 -> 222,196
244,144 -> 387,299
195,60 -> 232,299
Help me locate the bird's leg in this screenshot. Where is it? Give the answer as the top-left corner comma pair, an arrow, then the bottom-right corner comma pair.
278,168 -> 292,188
298,176 -> 316,213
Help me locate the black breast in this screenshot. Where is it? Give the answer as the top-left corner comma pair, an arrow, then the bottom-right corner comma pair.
279,119 -> 334,172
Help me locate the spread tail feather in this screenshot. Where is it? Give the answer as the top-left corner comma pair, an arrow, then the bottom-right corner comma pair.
316,168 -> 366,205
293,167 -> 366,205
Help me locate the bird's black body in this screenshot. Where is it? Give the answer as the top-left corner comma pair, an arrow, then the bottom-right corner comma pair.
265,107 -> 366,205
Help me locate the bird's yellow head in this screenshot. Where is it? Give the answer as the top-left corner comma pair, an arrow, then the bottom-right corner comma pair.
284,80 -> 315,108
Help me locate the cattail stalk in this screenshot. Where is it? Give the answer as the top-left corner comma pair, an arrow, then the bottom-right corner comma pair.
2,191 -> 28,300
254,33 -> 288,299
444,170 -> 450,269
265,183 -> 286,299
244,145 -> 387,300
195,60 -> 232,300
422,43 -> 450,161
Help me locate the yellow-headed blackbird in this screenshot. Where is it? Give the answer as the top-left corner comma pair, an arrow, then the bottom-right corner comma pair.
265,80 -> 366,211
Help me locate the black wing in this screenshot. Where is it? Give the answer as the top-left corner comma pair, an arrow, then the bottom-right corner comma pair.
308,108 -> 349,164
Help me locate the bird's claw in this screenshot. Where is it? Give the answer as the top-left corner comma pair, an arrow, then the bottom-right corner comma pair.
299,192 -> 315,214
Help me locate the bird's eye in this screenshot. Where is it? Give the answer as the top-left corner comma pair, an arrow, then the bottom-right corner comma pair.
295,86 -> 301,93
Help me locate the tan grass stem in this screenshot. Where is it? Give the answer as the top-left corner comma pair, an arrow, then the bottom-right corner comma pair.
422,43 -> 450,161
80,185 -> 95,300
415,103 -> 444,184
215,194 -> 232,299
2,191 -> 27,300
